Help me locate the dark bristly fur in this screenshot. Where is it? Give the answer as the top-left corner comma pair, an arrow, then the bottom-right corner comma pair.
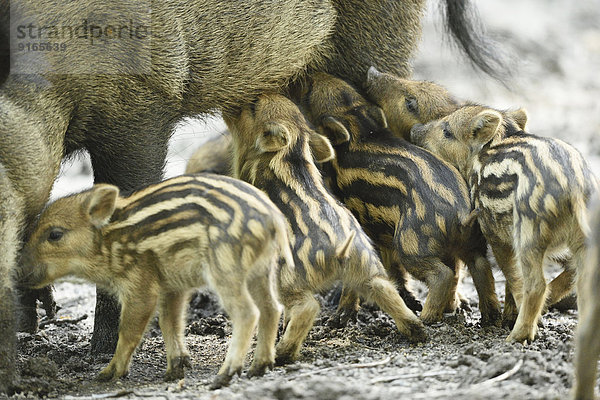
299,73 -> 501,326
443,0 -> 513,82
19,174 -> 293,389
0,164 -> 21,394
226,93 -> 427,364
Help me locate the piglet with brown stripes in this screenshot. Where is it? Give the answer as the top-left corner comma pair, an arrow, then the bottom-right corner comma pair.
225,93 -> 427,365
18,174 -> 294,389
411,105 -> 599,343
363,67 -> 580,326
298,73 -> 501,326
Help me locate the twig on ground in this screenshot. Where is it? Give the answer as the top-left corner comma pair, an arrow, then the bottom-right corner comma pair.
92,390 -> 135,399
370,369 -> 457,384
472,358 -> 523,387
78,390 -> 169,399
399,360 -> 524,400
40,314 -> 88,329
291,355 -> 392,380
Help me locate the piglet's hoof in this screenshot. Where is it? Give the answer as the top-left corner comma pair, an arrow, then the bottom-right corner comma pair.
407,320 -> 428,344
480,306 -> 502,327
274,352 -> 295,367
506,326 -> 536,344
164,355 -> 191,381
96,365 -> 125,382
209,367 -> 241,390
328,308 -> 357,329
502,315 -> 517,330
247,361 -> 273,378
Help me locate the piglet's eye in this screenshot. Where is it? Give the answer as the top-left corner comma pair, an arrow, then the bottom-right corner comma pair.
405,97 -> 418,114
442,123 -> 454,139
47,229 -> 64,242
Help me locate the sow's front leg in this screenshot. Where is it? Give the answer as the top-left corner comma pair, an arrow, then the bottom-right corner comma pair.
0,166 -> 22,393
88,131 -> 170,354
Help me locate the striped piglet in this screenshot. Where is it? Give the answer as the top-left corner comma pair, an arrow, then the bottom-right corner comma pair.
19,173 -> 293,389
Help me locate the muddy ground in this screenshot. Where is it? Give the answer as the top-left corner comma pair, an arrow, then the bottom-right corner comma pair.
9,272 -> 579,400
6,0 -> 600,399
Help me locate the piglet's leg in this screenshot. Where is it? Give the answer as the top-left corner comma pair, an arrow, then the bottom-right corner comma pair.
462,252 -> 501,326
329,286 -> 360,328
246,266 -> 281,378
545,268 -> 576,310
275,291 -> 320,366
210,282 -> 259,390
491,244 -> 521,328
418,260 -> 456,324
506,247 -> 546,343
360,275 -> 427,343
159,290 -> 192,381
97,292 -> 158,381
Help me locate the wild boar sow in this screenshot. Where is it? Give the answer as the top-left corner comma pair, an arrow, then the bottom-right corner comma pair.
19,174 -> 294,389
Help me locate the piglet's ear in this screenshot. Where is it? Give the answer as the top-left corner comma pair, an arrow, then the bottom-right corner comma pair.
472,110 -> 502,145
319,116 -> 350,145
368,106 -> 388,129
505,108 -> 528,131
309,132 -> 335,163
366,66 -> 383,86
256,122 -> 290,153
85,184 -> 119,228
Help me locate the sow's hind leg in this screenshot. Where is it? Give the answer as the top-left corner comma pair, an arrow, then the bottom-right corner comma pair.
87,122 -> 171,354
